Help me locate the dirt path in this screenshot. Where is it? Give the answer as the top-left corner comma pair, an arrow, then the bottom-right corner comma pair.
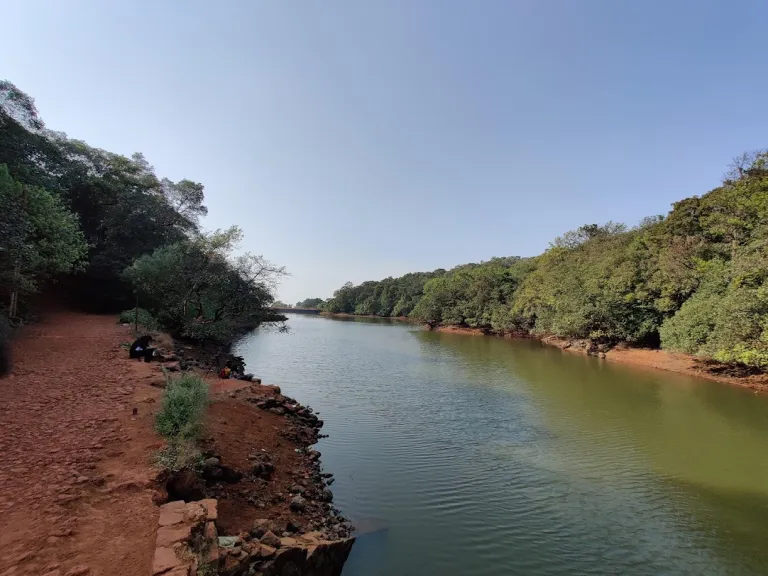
0,312 -> 166,576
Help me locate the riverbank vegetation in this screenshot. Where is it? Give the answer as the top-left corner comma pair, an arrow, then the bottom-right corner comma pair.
320,151 -> 768,370
154,372 -> 210,471
0,80 -> 284,343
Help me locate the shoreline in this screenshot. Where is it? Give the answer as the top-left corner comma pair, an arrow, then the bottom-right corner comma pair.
433,325 -> 768,393
320,312 -> 414,321
149,334 -> 357,574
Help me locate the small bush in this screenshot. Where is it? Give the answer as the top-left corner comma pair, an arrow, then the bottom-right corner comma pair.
155,373 -> 209,440
118,307 -> 160,331
154,438 -> 203,472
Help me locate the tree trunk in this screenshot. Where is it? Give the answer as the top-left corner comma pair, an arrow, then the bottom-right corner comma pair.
8,262 -> 21,318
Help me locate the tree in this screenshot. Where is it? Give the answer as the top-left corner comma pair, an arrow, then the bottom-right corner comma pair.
295,298 -> 324,308
0,165 -> 86,315
124,227 -> 286,343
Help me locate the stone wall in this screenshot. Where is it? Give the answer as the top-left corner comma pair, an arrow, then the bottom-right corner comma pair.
151,500 -> 355,576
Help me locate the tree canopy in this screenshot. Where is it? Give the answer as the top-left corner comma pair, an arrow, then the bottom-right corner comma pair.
0,80 -> 284,341
295,298 -> 324,309
317,151 -> 768,370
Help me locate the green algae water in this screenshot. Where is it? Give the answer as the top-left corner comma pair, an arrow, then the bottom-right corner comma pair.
234,314 -> 768,576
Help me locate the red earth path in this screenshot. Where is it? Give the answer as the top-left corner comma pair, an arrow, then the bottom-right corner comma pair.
0,312 -> 166,576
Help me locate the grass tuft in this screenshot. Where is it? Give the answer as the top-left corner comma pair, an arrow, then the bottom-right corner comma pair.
155,373 -> 210,440
154,373 -> 209,471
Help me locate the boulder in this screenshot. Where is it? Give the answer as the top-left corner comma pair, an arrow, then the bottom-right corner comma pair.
290,495 -> 307,512
260,530 -> 281,548
200,498 -> 218,521
258,544 -> 277,558
152,547 -> 182,575
218,535 -> 241,548
251,518 -> 272,538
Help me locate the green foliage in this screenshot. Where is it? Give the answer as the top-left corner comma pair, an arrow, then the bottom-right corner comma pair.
0,79 -> 286,329
118,307 -> 160,331
125,228 -> 286,343
155,373 -> 210,440
154,438 -> 204,473
323,270 -> 446,316
324,151 -> 768,370
0,164 -> 87,306
295,297 -> 324,308
412,258 -> 534,331
0,80 -> 210,312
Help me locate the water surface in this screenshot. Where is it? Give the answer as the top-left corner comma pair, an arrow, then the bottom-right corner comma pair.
235,314 -> 768,576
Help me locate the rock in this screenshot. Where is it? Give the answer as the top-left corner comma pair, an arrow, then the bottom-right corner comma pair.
260,530 -> 281,548
158,501 -> 186,526
286,520 -> 301,533
599,352 -> 606,359
218,535 -> 240,548
156,524 -> 192,547
258,544 -> 276,558
308,450 -> 321,461
269,407 -> 285,416
152,547 -> 182,575
320,488 -> 333,502
251,457 -> 275,480
200,498 -> 218,521
280,536 -> 299,547
290,484 -> 305,494
219,465 -> 243,483
164,361 -> 181,372
251,518 -> 271,538
183,502 -> 206,523
290,495 -> 307,512
326,477 -> 335,486
202,457 -> 220,469
203,521 -> 219,564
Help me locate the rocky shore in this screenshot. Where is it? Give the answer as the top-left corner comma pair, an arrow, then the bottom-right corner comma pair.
152,341 -> 355,575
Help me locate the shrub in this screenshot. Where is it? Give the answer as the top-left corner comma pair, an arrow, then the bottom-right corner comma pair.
154,438 -> 203,472
155,373 -> 209,440
118,307 -> 159,331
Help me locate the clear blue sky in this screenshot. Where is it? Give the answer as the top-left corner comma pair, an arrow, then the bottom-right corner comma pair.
2,0 -> 766,303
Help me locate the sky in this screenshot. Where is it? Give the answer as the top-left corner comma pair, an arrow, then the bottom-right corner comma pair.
2,0 -> 767,304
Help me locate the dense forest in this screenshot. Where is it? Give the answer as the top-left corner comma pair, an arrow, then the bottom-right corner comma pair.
0,80 -> 284,344
319,152 -> 768,370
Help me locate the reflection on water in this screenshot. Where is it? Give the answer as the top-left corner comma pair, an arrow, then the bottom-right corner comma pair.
235,314 -> 768,576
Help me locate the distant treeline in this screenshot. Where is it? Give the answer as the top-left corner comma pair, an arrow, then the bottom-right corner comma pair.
0,80 -> 284,343
316,152 -> 768,369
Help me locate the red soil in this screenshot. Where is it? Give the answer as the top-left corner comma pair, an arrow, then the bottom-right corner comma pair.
202,396 -> 316,536
0,312 -> 166,576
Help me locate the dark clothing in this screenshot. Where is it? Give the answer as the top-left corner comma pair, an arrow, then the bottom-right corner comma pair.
0,343 -> 9,376
129,336 -> 155,362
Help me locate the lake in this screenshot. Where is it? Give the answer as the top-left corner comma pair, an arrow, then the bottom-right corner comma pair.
234,314 -> 768,576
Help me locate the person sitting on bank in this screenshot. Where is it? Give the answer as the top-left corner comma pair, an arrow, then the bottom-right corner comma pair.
219,362 -> 232,379
129,335 -> 155,362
